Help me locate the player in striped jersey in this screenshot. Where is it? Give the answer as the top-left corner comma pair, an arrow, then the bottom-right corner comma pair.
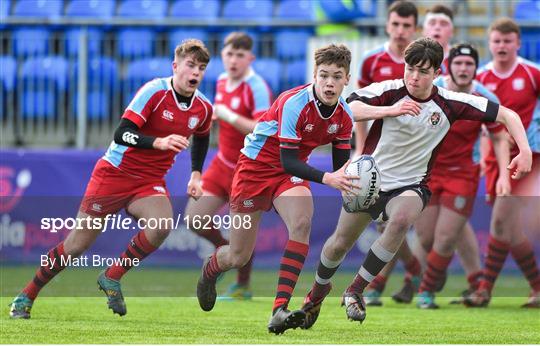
9,40 -> 213,319
302,38 -> 531,327
184,32 -> 272,301
466,18 -> 540,308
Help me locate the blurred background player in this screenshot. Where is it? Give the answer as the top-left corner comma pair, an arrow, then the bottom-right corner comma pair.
9,39 -> 213,319
414,43 -> 509,309
467,17 -> 540,308
301,37 -> 532,328
196,44 -> 357,334
355,0 -> 423,306
184,32 -> 272,301
421,3 -> 487,298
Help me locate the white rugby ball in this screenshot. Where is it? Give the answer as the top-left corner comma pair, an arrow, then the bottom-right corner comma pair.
342,155 -> 381,213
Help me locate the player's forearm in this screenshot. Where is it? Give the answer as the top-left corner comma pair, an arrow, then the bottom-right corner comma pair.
114,118 -> 156,149
496,107 -> 532,156
491,131 -> 511,178
354,122 -> 368,155
191,135 -> 209,172
230,116 -> 257,135
280,148 -> 325,184
350,101 -> 393,121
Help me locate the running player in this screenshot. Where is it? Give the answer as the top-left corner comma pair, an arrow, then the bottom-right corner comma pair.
184,32 -> 272,300
196,44 -> 357,334
466,17 -> 540,308
356,0 -> 423,306
301,38 -> 531,328
414,43 -> 510,309
9,39 -> 213,319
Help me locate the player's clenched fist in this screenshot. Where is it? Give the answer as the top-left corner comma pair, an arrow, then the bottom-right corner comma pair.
153,134 -> 190,152
389,99 -> 422,117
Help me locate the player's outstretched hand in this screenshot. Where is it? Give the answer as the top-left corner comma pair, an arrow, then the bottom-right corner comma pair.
495,175 -> 511,196
508,150 -> 532,179
187,173 -> 203,200
322,160 -> 360,194
389,100 -> 422,117
153,135 -> 190,152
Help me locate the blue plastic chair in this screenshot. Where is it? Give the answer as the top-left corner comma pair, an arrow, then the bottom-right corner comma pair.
275,29 -> 311,60
123,57 -> 171,106
253,58 -> 281,95
0,0 -> 10,26
276,0 -> 314,20
515,1 -> 540,61
65,28 -> 104,57
222,0 -> 273,21
12,0 -> 63,17
65,0 -> 115,18
13,28 -> 50,57
282,59 -> 306,91
169,29 -> 209,56
514,0 -> 540,19
170,0 -> 220,20
117,28 -> 155,58
72,56 -> 119,92
20,56 -> 68,118
0,56 -> 17,92
319,0 -> 376,21
117,0 -> 168,18
199,56 -> 223,101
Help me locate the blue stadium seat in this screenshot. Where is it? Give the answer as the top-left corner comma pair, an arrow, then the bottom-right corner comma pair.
117,0 -> 168,18
253,58 -> 281,95
65,28 -> 104,57
199,56 -> 223,101
514,0 -> 540,19
276,0 -> 315,20
515,1 -> 540,61
0,0 -> 10,26
222,0 -> 273,21
12,28 -> 50,57
170,0 -> 220,20
169,29 -> 209,56
124,57 -> 171,106
117,29 -> 155,58
0,56 -> 17,92
12,0 -> 63,17
21,56 -> 68,118
65,0 -> 115,18
72,56 -> 119,92
73,90 -> 112,120
282,59 -> 306,91
319,0 -> 376,21
275,29 -> 311,59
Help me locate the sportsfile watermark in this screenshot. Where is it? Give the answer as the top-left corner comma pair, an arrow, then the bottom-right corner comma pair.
40,213 -> 253,233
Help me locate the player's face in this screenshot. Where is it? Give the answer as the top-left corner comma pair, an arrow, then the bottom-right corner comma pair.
423,17 -> 453,48
221,45 -> 254,81
386,12 -> 416,46
404,61 -> 440,99
489,31 -> 520,64
450,56 -> 476,87
172,55 -> 207,97
313,64 -> 350,106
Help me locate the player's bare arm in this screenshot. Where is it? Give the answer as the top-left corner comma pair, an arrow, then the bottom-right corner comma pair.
213,104 -> 258,135
494,106 -> 533,179
490,130 -> 512,195
349,99 -> 421,121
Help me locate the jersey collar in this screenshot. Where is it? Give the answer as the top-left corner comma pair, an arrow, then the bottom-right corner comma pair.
168,77 -> 196,111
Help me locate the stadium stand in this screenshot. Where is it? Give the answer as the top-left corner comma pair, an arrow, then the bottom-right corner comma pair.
170,0 -> 220,20
275,29 -> 312,59
12,28 -> 50,57
253,58 -> 281,95
282,58 -> 306,91
276,0 -> 314,20
514,0 -> 540,61
222,0 -> 274,21
65,0 -> 116,18
65,28 -> 105,57
0,56 -> 16,118
12,0 -> 63,17
117,0 -> 168,19
117,28 -> 156,58
123,57 -> 171,105
169,28 -> 210,56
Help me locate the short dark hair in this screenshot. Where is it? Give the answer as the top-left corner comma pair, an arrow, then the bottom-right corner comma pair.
426,4 -> 453,21
223,32 -> 253,51
489,17 -> 521,39
388,0 -> 418,25
175,39 -> 210,64
314,44 -> 352,74
404,38 -> 444,71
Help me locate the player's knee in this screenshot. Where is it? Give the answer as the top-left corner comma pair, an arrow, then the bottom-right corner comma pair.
387,213 -> 411,234
229,250 -> 251,268
287,215 -> 312,238
491,216 -> 508,238
328,234 -> 352,259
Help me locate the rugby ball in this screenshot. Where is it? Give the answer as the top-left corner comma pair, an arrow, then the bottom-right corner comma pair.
342,155 -> 381,213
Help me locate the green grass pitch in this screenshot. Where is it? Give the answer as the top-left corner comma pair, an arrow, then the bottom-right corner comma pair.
1,266 -> 539,344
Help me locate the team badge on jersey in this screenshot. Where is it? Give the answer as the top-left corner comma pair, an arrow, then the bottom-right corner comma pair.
188,116 -> 199,129
380,67 -> 392,76
304,124 -> 314,132
327,124 -> 339,134
430,112 -> 441,126
290,176 -> 304,184
512,78 -> 525,91
231,97 -> 241,110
